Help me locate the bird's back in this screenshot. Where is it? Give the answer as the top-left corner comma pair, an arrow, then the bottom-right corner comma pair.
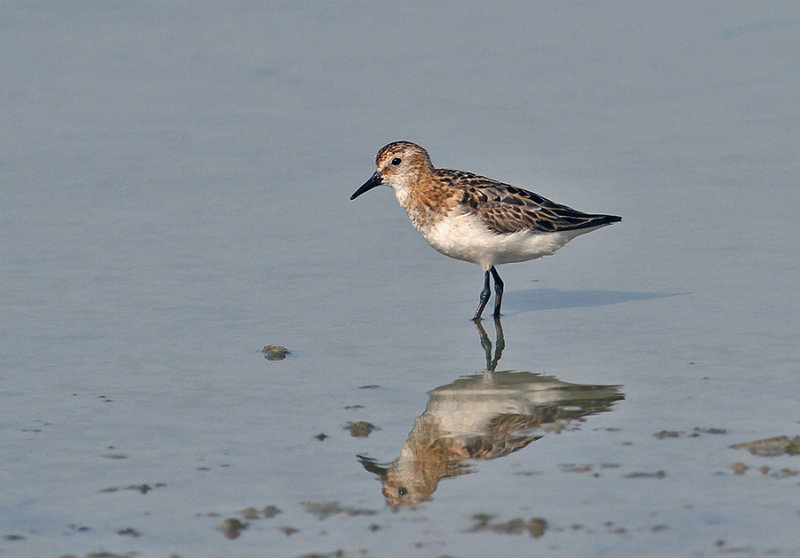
440,169 -> 620,235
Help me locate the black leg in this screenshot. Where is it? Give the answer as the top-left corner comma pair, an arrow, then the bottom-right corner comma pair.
493,315 -> 505,360
475,315 -> 505,373
490,266 -> 504,318
474,319 -> 492,371
472,270 -> 491,321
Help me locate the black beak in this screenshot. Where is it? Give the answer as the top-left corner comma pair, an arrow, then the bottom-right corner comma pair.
357,454 -> 389,480
350,172 -> 383,200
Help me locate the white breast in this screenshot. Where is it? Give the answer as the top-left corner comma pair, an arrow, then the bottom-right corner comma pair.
418,211 -> 603,270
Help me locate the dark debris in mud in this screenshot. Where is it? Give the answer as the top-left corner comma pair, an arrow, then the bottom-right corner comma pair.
3,534 -> 25,541
239,505 -> 282,519
302,501 -> 378,520
730,436 -> 800,457
61,553 -> 182,558
729,462 -> 799,478
214,505 -> 285,539
654,427 -> 727,439
100,483 -> 166,494
297,551 -> 349,558
347,421 -> 378,438
554,462 -> 625,478
624,470 -> 666,479
217,517 -> 246,539
262,345 -> 289,361
467,514 -> 669,540
467,514 -> 548,538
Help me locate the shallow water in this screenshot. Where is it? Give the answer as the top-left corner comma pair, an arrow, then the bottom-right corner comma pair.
2,2 -> 800,557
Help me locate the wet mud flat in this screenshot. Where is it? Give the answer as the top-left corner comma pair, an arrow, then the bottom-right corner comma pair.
6,327 -> 799,558
3,2 -> 800,557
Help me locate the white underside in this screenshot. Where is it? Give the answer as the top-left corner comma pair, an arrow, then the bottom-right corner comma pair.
419,211 -> 606,270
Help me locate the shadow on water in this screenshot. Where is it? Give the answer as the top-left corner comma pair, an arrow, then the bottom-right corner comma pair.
502,288 -> 678,313
359,318 -> 625,506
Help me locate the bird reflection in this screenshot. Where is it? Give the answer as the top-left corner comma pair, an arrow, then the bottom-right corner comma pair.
359,318 -> 624,506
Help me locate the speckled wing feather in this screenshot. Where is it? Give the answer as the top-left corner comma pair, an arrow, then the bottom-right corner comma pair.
444,169 -> 621,234
463,432 -> 541,460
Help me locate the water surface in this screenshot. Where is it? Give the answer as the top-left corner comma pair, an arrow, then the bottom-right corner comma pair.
2,2 -> 799,557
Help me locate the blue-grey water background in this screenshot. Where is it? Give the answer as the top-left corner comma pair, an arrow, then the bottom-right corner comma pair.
2,2 -> 799,557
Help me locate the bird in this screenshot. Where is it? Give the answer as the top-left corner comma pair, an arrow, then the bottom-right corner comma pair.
350,141 -> 621,320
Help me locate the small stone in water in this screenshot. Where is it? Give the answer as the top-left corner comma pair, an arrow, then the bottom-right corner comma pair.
262,345 -> 289,361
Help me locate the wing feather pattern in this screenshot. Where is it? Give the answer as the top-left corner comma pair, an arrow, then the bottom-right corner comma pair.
441,169 -> 621,234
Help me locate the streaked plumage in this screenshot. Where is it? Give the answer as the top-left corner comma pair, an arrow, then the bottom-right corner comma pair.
350,141 -> 621,320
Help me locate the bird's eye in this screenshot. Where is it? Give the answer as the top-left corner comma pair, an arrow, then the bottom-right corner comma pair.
391,158 -> 401,166
398,487 -> 408,496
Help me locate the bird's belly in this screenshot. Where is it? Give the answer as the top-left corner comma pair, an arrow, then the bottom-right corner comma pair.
418,213 -> 584,270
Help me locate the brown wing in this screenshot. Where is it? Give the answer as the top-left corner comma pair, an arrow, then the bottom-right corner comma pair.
441,169 -> 621,234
